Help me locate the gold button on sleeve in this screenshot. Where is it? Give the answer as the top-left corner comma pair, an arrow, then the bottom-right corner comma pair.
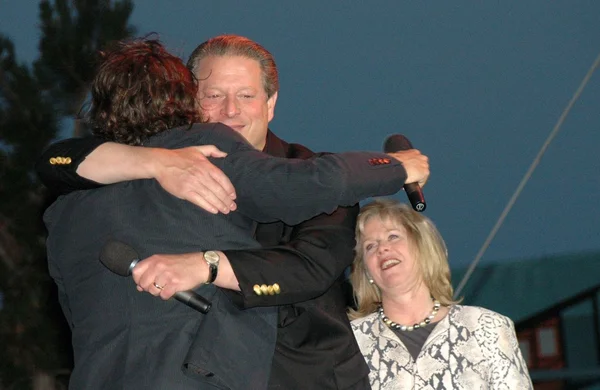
65,157 -> 72,164
49,157 -> 57,165
260,284 -> 268,295
267,285 -> 274,295
253,284 -> 262,295
272,283 -> 281,294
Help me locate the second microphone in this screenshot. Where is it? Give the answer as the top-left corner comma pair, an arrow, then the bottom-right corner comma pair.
383,134 -> 427,212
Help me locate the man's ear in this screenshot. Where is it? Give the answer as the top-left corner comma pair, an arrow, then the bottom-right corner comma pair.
267,91 -> 278,122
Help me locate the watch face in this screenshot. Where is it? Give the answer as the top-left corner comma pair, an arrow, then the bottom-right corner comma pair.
204,251 -> 219,265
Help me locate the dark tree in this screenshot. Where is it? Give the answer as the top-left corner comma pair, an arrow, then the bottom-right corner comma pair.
0,1 -> 135,388
37,0 -> 136,136
0,34 -> 64,390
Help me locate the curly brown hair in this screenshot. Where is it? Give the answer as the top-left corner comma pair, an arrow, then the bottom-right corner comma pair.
89,38 -> 203,145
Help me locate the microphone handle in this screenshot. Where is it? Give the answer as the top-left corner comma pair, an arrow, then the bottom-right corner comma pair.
404,182 -> 426,212
174,291 -> 212,314
382,134 -> 427,212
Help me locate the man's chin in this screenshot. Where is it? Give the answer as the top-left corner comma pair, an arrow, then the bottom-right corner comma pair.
218,122 -> 246,133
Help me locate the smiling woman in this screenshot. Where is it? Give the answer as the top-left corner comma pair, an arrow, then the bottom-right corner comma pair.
360,214 -> 428,299
349,198 -> 533,389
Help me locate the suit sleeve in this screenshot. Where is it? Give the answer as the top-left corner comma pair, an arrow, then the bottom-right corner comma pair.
222,204 -> 358,308
213,140 -> 407,226
221,148 -> 406,225
35,137 -> 107,194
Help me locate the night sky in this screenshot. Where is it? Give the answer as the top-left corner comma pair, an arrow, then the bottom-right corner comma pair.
2,0 -> 599,273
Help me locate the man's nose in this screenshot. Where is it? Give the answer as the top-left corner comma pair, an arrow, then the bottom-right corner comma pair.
222,96 -> 240,117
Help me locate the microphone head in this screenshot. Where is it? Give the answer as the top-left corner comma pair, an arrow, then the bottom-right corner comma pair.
383,134 -> 414,153
99,240 -> 139,276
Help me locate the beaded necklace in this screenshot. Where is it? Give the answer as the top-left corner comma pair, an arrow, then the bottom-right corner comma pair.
379,299 -> 441,332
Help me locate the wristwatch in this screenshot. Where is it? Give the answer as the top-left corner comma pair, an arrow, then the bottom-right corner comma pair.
203,250 -> 220,284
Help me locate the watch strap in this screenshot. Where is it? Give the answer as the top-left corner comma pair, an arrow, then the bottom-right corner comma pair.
206,263 -> 218,284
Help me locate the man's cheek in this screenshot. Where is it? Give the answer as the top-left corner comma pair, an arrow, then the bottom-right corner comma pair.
200,107 -> 219,121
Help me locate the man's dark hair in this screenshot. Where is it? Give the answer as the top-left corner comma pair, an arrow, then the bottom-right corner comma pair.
90,38 -> 203,145
187,35 -> 279,99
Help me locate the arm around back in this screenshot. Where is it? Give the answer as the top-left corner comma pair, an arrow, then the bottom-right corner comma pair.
202,125 -> 407,225
147,122 -> 407,226
223,204 -> 358,307
36,138 -> 166,193
36,135 -> 237,214
36,137 -> 107,194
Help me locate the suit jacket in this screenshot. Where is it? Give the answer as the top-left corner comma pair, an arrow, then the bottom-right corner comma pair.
41,123 -> 408,389
223,131 -> 371,389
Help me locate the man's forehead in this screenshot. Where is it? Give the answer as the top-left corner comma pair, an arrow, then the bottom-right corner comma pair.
194,55 -> 267,95
196,55 -> 260,73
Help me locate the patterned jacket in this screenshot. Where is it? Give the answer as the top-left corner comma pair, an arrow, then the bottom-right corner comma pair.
351,305 -> 533,389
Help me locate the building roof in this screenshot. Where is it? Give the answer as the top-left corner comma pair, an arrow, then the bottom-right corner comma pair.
451,251 -> 600,323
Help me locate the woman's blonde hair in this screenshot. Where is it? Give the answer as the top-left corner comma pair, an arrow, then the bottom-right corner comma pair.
349,199 -> 460,320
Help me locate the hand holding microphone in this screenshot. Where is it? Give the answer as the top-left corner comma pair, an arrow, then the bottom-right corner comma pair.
384,134 -> 429,212
100,240 -> 211,314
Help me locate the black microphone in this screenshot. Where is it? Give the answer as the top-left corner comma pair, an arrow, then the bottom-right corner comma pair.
383,134 -> 427,212
99,240 -> 211,314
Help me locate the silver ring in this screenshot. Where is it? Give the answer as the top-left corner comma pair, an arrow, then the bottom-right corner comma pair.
153,282 -> 164,290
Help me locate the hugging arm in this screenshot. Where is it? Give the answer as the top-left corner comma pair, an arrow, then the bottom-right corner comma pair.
222,204 -> 358,307
36,137 -> 237,214
37,128 -> 427,217
135,201 -> 358,306
219,148 -> 407,225
35,137 -> 106,194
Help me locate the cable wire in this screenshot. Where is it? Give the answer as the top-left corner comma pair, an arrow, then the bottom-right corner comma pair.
454,51 -> 600,298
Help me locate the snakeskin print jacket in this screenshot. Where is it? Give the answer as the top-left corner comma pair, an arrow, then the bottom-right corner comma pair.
351,305 -> 533,389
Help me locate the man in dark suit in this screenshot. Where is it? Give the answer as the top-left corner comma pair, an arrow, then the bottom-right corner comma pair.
38,36 -> 429,389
